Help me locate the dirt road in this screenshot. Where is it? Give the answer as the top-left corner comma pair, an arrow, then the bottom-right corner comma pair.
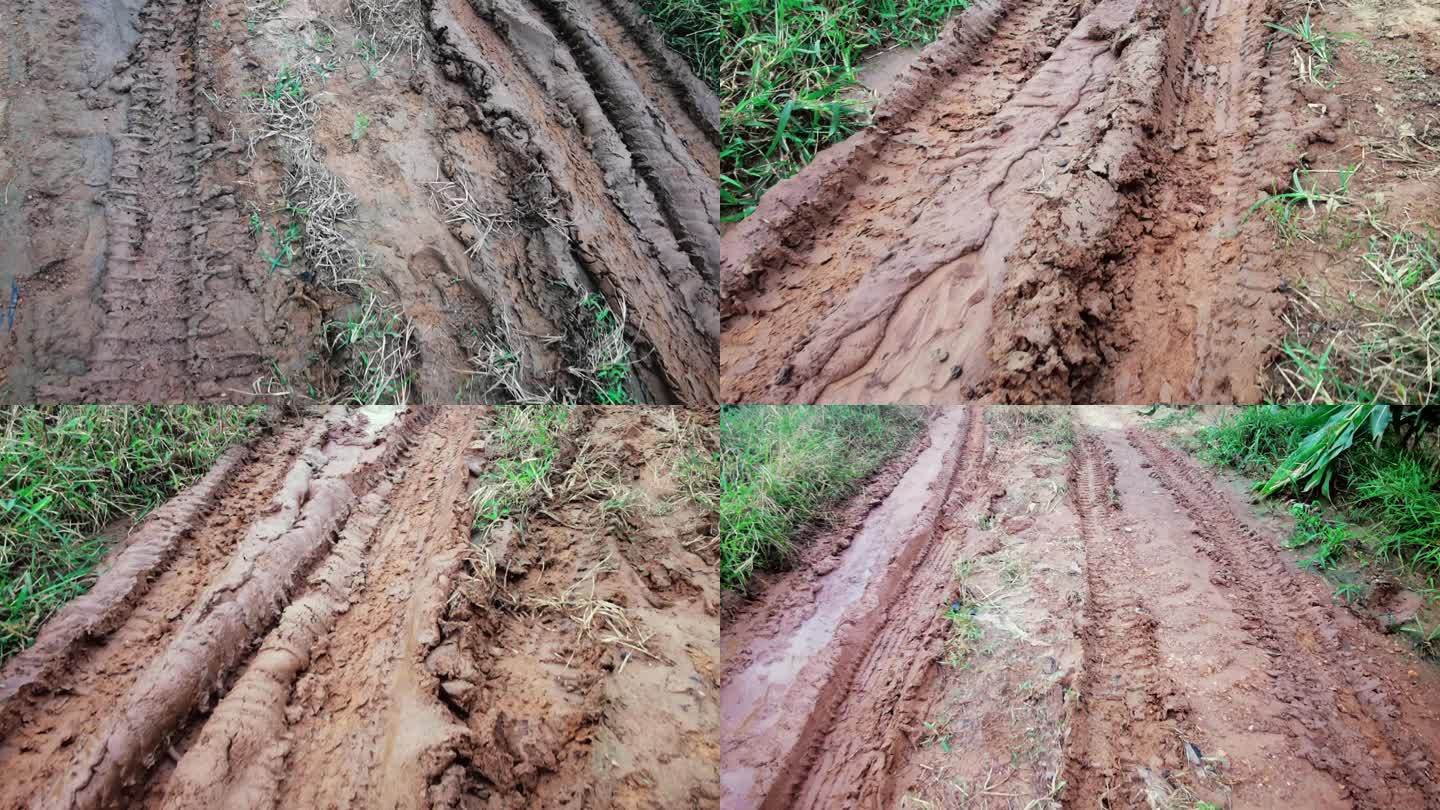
719,0 -> 1356,403
0,0 -> 718,404
0,406 -> 719,809
721,408 -> 1440,809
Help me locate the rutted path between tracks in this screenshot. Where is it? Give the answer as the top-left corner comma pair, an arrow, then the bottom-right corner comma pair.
720,0 -> 1353,404
721,408 -> 1440,809
0,406 -> 719,809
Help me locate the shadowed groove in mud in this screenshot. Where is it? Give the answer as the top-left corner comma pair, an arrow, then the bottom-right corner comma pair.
1128,429 -> 1440,808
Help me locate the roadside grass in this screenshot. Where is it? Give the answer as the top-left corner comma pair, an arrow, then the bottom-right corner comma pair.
663,0 -> 970,221
719,405 -> 925,590
469,406 -> 573,546
1190,406 -> 1440,585
0,407 -> 266,663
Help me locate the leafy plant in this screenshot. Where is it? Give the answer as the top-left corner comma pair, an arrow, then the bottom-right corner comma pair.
351,111 -> 371,143
1245,165 -> 1357,243
1257,403 -> 1390,497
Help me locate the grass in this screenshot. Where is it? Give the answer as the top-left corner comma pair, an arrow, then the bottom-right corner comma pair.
0,407 -> 266,663
1246,164 -> 1357,244
719,405 -> 925,590
323,291 -> 419,406
1266,12 -> 1341,87
470,406 -> 573,545
643,0 -> 970,221
1191,406 -> 1440,583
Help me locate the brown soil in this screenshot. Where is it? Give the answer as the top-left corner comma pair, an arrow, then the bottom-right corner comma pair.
0,0 -> 717,405
721,407 -> 1440,809
0,405 -> 719,809
719,0 -> 1437,404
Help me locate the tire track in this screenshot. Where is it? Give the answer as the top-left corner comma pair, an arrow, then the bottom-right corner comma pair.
0,408 -> 428,810
785,409 -> 988,810
1129,429 -> 1440,809
1064,433 -> 1188,808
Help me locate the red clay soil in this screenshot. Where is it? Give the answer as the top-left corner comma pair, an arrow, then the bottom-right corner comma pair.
0,0 -> 717,405
719,0 -> 1362,404
0,406 -> 719,809
721,407 -> 1440,809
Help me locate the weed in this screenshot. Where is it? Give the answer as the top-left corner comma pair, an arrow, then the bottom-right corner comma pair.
987,407 -> 1075,451
1333,580 -> 1369,605
1400,618 -> 1440,658
719,405 -> 925,589
1286,502 -> 1351,569
941,602 -> 982,668
323,292 -> 419,405
1245,165 -> 1357,243
0,407 -> 264,662
351,111 -> 371,143
919,718 -> 953,752
1267,12 -> 1340,86
572,293 -> 636,405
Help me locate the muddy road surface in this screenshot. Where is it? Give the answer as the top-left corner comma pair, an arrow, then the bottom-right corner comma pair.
0,0 -> 718,405
0,406 -> 719,809
719,0 -> 1383,404
721,408 -> 1440,809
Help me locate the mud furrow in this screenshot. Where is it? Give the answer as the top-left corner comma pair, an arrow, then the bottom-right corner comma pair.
0,409 -> 432,810
721,410 -> 973,810
1064,434 -> 1188,808
786,410 -> 989,810
1129,429 -> 1440,808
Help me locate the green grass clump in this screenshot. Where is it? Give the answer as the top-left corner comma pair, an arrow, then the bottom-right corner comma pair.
0,406 -> 266,663
643,0 -> 970,221
719,404 -> 925,590
470,406 -> 573,540
1192,406 -> 1440,580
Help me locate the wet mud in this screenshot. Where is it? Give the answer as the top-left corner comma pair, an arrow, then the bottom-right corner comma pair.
721,408 -> 1440,809
0,0 -> 718,404
720,0 -> 1355,403
0,406 -> 719,809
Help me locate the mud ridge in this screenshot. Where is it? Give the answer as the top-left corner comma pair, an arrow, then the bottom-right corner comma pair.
1129,429 -> 1440,808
